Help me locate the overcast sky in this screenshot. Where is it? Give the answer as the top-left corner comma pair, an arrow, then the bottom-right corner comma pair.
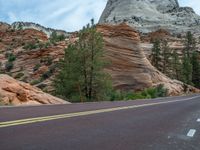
0,0 -> 199,32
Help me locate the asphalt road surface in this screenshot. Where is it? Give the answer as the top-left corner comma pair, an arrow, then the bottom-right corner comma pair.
0,94 -> 200,150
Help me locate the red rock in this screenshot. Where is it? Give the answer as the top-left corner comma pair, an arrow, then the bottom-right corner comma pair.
0,74 -> 69,106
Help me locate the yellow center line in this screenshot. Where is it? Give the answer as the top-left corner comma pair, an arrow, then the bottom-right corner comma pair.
0,96 -> 199,128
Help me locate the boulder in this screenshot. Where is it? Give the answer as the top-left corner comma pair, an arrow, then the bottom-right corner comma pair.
0,74 -> 69,106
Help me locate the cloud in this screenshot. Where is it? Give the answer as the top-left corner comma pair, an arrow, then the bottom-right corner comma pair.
0,0 -> 199,31
0,0 -> 107,31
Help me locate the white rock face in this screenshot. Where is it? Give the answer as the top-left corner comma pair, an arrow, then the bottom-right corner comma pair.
11,22 -> 70,37
99,0 -> 200,34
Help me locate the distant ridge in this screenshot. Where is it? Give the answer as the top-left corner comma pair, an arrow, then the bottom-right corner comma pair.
11,22 -> 71,37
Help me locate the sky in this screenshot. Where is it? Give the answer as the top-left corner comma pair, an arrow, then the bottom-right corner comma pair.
0,0 -> 199,32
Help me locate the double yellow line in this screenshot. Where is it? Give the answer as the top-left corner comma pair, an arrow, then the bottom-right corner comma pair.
0,96 -> 199,128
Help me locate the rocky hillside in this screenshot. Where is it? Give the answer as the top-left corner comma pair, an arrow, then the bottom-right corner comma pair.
99,0 -> 200,34
0,22 -> 75,93
0,74 -> 69,106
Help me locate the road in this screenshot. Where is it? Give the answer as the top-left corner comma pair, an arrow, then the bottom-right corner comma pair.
0,94 -> 200,150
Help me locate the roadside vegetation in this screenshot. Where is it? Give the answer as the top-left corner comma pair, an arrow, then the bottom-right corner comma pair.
109,84 -> 168,101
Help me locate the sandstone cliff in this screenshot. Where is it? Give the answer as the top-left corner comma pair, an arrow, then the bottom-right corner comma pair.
0,74 -> 69,106
97,23 -> 199,95
99,0 -> 200,34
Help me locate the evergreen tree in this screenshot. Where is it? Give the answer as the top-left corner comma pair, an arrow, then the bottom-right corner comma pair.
184,31 -> 196,58
54,44 -> 83,102
161,40 -> 171,74
152,39 -> 162,71
171,51 -> 181,80
191,52 -> 200,88
54,19 -> 112,102
181,56 -> 193,85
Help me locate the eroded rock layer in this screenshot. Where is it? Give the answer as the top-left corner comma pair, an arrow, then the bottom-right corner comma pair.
97,23 -> 199,95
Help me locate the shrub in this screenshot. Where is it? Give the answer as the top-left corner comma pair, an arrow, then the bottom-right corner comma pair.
44,42 -> 51,48
143,87 -> 158,98
41,70 -> 53,80
108,90 -> 124,101
50,32 -> 65,43
14,72 -> 24,79
23,43 -> 38,50
5,61 -> 14,72
8,54 -> 16,62
33,64 -> 41,72
108,84 -> 168,101
156,84 -> 168,97
5,52 -> 16,60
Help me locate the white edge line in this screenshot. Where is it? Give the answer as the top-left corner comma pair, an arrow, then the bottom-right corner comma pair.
187,129 -> 196,137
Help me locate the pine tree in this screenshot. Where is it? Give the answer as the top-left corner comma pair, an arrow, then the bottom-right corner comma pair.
181,31 -> 197,86
161,40 -> 171,74
152,39 -> 162,71
184,31 -> 196,58
171,51 -> 181,80
191,52 -> 200,88
54,19 -> 112,102
181,56 -> 193,85
54,44 -> 83,102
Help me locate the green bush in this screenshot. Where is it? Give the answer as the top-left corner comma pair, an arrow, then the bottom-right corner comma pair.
108,84 -> 167,101
5,53 -> 16,62
143,87 -> 158,98
8,54 -> 16,62
23,43 -> 38,50
44,42 -> 51,48
108,90 -> 124,101
156,84 -> 168,97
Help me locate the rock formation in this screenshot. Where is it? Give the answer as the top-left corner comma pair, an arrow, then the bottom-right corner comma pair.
11,22 -> 70,37
0,74 -> 69,106
0,22 -> 71,93
99,0 -> 200,34
97,23 -> 199,95
0,20 -> 199,102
